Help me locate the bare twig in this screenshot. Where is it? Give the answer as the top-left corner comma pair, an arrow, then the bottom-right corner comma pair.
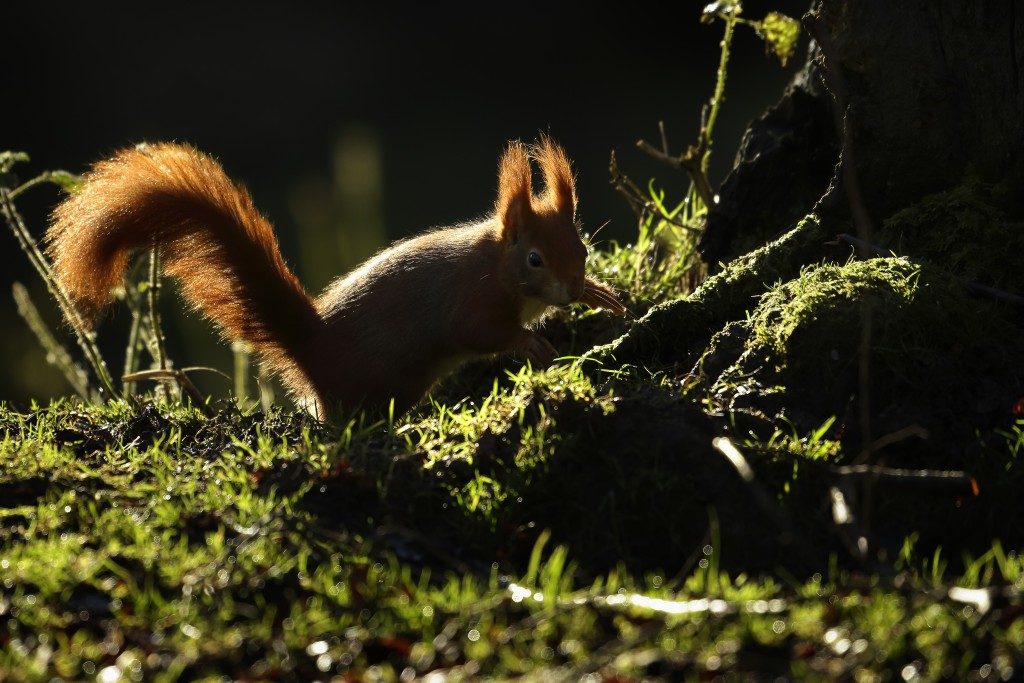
610,151 -> 701,233
0,189 -> 120,399
232,340 -> 252,404
122,282 -> 145,396
12,282 -> 93,400
966,281 -> 1024,306
608,151 -> 648,218
147,244 -> 168,372
825,460 -> 974,572
829,464 -> 973,492
828,482 -> 874,565
636,138 -> 716,210
8,170 -> 81,200
869,424 -> 929,452
122,367 -> 221,416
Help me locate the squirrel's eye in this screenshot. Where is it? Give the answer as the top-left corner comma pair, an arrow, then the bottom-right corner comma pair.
528,251 -> 544,268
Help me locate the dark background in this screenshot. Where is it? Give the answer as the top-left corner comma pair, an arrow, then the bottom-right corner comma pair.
4,2 -> 807,403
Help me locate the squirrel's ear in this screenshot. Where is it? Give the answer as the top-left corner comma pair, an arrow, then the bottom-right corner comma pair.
496,141 -> 533,241
534,134 -> 576,221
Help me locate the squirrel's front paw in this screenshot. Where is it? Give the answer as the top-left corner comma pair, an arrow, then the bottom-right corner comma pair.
520,332 -> 557,369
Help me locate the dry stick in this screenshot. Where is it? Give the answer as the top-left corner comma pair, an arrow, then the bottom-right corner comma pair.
122,368 -> 217,416
964,281 -> 1024,306
7,170 -> 80,200
829,463 -> 973,491
0,189 -> 120,399
122,283 -> 145,396
610,152 -> 700,234
12,282 -> 93,400
635,139 -> 716,210
147,244 -> 168,372
629,7 -> 733,222
702,10 -> 738,174
869,424 -> 929,452
232,340 -> 252,405
610,150 -> 703,234
608,151 -> 648,217
826,460 -> 975,574
827,482 -> 872,565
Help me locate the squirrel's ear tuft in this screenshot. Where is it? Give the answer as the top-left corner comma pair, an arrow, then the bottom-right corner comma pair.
496,141 -> 533,241
534,134 -> 576,221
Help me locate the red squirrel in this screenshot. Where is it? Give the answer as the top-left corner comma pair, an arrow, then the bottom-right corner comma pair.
45,137 -> 625,417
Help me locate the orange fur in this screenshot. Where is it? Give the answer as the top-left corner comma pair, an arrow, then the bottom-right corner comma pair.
496,140 -> 533,235
533,133 -> 576,220
46,143 -> 324,394
46,139 -> 624,417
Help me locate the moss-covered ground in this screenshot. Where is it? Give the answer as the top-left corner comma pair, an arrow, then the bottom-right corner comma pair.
3,182 -> 1024,679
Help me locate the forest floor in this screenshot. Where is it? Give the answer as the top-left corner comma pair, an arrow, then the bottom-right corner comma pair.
2,187 -> 1024,679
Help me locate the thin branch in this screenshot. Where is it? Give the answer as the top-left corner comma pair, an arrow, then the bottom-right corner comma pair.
869,424 -> 929,452
965,281 -> 1024,306
0,189 -> 120,399
636,139 -> 716,210
7,170 -> 81,200
610,151 -> 702,233
702,10 -> 738,174
608,151 -> 648,217
12,282 -> 93,400
122,282 -> 145,395
122,368 -> 213,416
657,120 -> 669,155
147,244 -> 168,372
232,340 -> 252,404
829,464 -> 973,492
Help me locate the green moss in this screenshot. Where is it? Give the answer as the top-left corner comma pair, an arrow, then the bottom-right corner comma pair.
590,214 -> 829,367
750,259 -> 918,358
705,256 -> 1022,441
879,181 -> 1024,292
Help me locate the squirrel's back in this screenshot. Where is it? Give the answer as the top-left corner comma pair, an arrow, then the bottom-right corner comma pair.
311,222 -> 514,409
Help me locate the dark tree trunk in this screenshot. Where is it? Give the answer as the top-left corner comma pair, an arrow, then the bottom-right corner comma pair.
700,0 -> 1024,264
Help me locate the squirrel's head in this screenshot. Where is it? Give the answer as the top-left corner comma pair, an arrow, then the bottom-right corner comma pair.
496,136 -> 588,308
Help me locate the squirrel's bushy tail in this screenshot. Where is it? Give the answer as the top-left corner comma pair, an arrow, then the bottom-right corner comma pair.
46,142 -> 323,386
